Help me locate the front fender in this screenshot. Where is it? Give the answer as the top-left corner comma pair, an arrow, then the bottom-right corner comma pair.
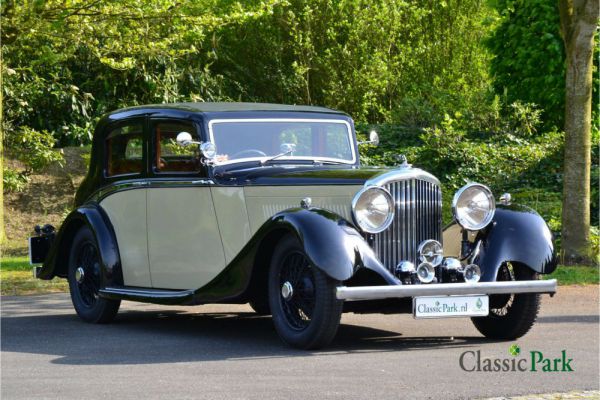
473,204 -> 557,281
271,208 -> 395,283
193,207 -> 397,303
38,203 -> 123,287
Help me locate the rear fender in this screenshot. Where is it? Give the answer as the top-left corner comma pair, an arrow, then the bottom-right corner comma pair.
38,203 -> 123,287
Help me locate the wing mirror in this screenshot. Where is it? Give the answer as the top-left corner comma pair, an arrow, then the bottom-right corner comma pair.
176,132 -> 200,147
176,132 -> 216,161
358,130 -> 379,146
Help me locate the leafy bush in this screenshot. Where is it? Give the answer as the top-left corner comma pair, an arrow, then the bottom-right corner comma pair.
6,127 -> 63,175
2,168 -> 29,193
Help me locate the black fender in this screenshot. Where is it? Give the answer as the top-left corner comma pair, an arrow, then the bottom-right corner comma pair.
192,207 -> 398,303
38,203 -> 123,287
469,204 -> 557,282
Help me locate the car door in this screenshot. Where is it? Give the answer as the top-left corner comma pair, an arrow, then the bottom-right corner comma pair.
99,118 -> 152,287
146,118 -> 227,290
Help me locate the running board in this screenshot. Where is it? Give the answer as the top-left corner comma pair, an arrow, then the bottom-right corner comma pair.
336,279 -> 557,301
99,286 -> 195,305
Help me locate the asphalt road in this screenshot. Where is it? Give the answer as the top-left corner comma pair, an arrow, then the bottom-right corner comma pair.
1,286 -> 598,400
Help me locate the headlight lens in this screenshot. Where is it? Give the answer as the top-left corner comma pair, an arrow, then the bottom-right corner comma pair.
452,183 -> 496,230
352,186 -> 394,233
418,240 -> 443,266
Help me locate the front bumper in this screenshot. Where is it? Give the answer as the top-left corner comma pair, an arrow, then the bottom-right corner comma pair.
336,279 -> 557,301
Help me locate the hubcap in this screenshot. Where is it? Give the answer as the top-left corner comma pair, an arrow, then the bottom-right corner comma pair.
75,267 -> 85,283
281,281 -> 294,300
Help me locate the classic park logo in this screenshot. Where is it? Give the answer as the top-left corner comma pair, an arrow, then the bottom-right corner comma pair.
459,344 -> 574,372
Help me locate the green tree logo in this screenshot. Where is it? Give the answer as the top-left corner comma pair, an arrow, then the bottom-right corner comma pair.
509,344 -> 521,357
476,298 -> 483,310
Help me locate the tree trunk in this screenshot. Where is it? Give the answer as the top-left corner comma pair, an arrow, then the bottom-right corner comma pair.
559,0 -> 598,264
0,51 -> 5,246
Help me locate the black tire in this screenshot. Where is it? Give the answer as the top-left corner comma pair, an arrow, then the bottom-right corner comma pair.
249,300 -> 271,315
68,226 -> 120,323
268,234 -> 343,350
471,263 -> 540,340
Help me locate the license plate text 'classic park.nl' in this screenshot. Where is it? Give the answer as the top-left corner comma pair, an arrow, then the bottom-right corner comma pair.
413,295 -> 489,318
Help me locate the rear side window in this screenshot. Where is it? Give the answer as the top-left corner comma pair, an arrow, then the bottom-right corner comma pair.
106,123 -> 144,177
154,121 -> 201,173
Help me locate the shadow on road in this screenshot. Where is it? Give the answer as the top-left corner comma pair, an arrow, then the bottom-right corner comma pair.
1,306 -> 495,366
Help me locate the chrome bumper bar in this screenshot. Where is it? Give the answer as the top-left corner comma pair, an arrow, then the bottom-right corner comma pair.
336,279 -> 557,301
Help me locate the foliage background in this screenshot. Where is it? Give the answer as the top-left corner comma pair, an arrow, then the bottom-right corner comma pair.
2,0 -> 598,260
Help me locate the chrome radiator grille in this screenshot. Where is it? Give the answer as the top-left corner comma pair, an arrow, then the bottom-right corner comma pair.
371,179 -> 442,272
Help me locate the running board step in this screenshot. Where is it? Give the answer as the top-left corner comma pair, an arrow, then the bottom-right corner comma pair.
99,287 -> 195,305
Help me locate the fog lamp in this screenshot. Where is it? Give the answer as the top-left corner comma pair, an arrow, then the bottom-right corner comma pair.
416,262 -> 435,283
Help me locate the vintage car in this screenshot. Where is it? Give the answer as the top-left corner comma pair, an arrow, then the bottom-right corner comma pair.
30,102 -> 558,349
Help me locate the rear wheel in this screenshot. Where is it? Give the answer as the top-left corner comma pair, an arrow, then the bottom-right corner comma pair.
268,235 -> 343,349
68,226 -> 120,323
471,263 -> 540,340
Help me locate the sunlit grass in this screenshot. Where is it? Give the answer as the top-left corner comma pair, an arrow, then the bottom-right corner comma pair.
544,265 -> 599,286
1,256 -> 68,295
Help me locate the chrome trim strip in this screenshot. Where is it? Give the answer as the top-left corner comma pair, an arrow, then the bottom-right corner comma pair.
336,279 -> 557,301
208,118 -> 357,165
91,178 -> 215,202
365,167 -> 441,187
100,287 -> 194,299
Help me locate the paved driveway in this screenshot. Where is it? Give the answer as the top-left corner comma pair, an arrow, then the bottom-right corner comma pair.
1,286 -> 598,399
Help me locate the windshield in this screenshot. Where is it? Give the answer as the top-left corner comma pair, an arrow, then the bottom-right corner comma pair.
208,119 -> 356,165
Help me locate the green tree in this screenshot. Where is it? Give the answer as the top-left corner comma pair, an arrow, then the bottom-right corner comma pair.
487,0 -> 566,127
558,0 -> 599,264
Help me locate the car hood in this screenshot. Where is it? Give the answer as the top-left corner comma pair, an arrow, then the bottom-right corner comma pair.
212,164 -> 390,186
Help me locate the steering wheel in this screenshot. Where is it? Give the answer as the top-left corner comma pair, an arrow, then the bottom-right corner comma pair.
231,149 -> 267,159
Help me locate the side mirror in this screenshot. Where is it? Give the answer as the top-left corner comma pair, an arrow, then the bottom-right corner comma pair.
369,130 -> 380,146
176,132 -> 196,147
358,130 -> 379,147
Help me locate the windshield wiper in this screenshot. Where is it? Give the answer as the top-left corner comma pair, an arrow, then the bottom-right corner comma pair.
261,144 -> 296,165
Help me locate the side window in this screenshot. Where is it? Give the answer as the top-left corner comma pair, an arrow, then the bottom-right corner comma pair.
154,121 -> 201,173
106,123 -> 144,177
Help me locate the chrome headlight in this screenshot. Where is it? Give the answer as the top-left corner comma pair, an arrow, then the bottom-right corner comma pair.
352,186 -> 394,233
452,183 -> 496,231
418,240 -> 443,266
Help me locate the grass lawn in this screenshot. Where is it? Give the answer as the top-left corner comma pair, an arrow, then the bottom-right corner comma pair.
1,256 -> 68,296
1,255 -> 597,296
544,265 -> 599,286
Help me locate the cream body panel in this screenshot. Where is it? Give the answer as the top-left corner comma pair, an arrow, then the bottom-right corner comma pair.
147,187 -> 226,289
244,185 -> 362,234
210,187 -> 251,264
100,189 -> 151,287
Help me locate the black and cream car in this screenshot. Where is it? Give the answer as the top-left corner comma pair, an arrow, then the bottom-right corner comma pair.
30,102 -> 558,349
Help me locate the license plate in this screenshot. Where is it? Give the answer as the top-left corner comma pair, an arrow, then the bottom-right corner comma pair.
413,295 -> 489,319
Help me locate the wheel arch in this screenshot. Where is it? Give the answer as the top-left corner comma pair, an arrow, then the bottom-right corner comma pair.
38,203 -> 124,287
473,204 -> 557,282
192,207 -> 397,304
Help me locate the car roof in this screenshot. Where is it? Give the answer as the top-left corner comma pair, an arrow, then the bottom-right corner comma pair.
109,102 -> 345,115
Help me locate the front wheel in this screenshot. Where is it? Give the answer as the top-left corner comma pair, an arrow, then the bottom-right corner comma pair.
471,263 -> 540,340
268,235 -> 343,349
68,226 -> 120,323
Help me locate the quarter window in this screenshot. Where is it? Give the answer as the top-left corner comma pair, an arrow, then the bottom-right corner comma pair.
154,121 -> 201,173
106,123 -> 144,177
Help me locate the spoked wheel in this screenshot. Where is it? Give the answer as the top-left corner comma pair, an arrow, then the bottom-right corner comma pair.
471,263 -> 540,340
269,235 -> 343,349
68,226 -> 120,323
